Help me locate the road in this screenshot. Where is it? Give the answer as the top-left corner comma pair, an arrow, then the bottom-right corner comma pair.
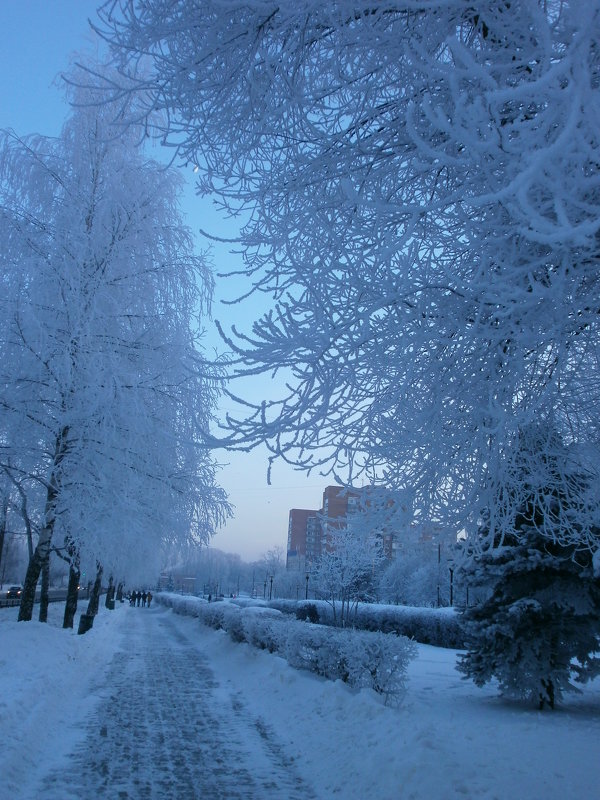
0,586 -> 95,608
38,606 -> 316,800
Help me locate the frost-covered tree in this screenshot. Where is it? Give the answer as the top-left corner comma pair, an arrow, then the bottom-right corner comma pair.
313,510 -> 385,626
457,425 -> 600,708
95,2 -> 600,554
0,72 -> 230,620
0,484 -> 7,580
379,548 -> 445,608
0,468 -> 31,582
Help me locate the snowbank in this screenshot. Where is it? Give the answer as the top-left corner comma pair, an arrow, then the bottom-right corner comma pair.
0,602 -> 129,797
2,597 -> 599,799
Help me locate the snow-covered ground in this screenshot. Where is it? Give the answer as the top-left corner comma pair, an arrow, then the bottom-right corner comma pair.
1,600 -> 599,799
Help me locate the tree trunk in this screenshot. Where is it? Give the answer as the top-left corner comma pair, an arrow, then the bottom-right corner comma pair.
63,562 -> 80,629
38,551 -> 50,622
105,575 -> 114,608
17,485 -> 34,562
23,501 -> 34,562
86,562 -> 103,617
339,594 -> 347,628
18,524 -> 52,621
9,472 -> 35,562
0,493 -> 7,580
18,428 -> 68,621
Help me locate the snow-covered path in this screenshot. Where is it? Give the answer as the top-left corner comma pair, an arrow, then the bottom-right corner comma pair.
38,606 -> 315,800
2,599 -> 599,799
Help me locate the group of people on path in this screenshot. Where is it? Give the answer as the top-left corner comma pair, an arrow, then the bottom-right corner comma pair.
129,590 -> 152,607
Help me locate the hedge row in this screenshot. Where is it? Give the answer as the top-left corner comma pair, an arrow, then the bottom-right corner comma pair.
157,593 -> 416,705
265,599 -> 465,649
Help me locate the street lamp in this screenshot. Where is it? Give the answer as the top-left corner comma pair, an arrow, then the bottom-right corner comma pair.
269,575 -> 274,600
435,541 -> 441,608
305,573 -> 309,600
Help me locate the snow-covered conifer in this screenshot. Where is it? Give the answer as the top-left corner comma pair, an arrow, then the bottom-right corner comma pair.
457,426 -> 600,708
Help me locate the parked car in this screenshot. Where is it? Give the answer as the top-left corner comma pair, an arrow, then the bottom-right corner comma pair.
6,585 -> 22,599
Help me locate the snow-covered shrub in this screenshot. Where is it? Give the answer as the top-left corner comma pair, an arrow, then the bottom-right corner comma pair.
197,601 -> 228,630
280,622 -> 321,672
338,630 -> 417,706
269,597 -> 463,648
177,597 -> 207,618
355,605 -> 464,649
220,604 -> 245,642
158,592 -> 416,702
243,606 -> 285,620
156,592 -> 206,617
231,597 -> 268,609
296,602 -> 319,624
241,607 -> 283,652
282,620 -> 415,704
268,598 -> 301,615
282,622 -> 348,681
270,598 -> 331,623
156,592 -> 173,609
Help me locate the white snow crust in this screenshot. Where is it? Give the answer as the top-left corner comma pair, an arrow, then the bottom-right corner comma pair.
0,601 -> 598,799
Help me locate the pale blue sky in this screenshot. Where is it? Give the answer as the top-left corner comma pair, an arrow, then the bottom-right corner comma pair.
0,1 -> 322,561
0,1 -> 101,137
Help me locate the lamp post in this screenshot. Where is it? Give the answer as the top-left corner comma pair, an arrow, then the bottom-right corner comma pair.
305,573 -> 309,600
269,575 -> 274,600
449,566 -> 454,607
263,578 -> 267,599
436,541 -> 441,608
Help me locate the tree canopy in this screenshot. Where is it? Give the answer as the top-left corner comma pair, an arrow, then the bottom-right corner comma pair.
0,73 -> 230,609
94,1 -> 600,549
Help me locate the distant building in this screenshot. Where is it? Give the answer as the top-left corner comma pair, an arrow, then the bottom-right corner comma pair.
305,514 -> 322,565
286,508 -> 318,571
286,486 -> 367,569
157,573 -> 197,593
319,485 -> 361,554
285,485 -> 457,578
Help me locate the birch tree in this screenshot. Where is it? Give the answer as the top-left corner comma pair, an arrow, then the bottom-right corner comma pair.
96,2 -> 600,553
0,72 -> 230,620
